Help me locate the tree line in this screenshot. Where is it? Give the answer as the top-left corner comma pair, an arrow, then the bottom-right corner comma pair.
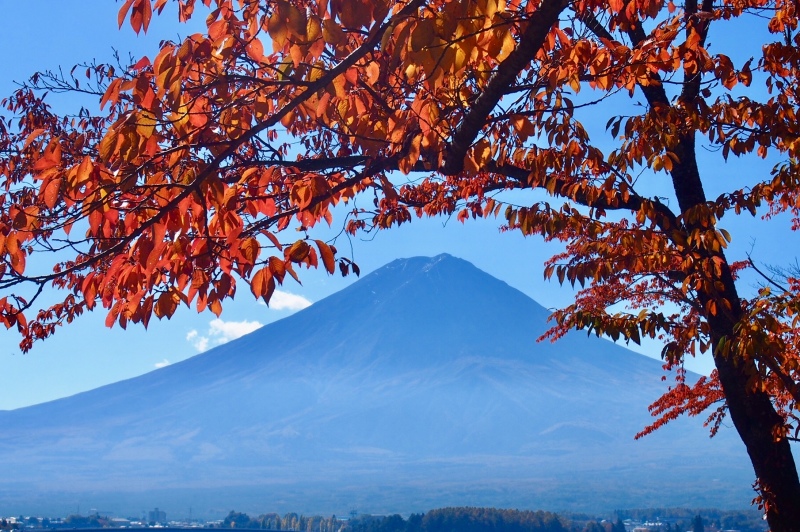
220,507 -> 615,532
218,507 -> 769,532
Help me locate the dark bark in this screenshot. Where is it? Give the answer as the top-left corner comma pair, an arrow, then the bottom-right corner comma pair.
696,241 -> 800,531
669,121 -> 800,532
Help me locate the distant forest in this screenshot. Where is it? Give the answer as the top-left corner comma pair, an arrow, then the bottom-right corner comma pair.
345,508 -> 577,532
219,507 -> 767,532
222,508 -> 582,532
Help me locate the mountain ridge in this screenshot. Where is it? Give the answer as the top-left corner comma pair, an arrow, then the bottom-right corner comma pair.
3,253 -> 662,416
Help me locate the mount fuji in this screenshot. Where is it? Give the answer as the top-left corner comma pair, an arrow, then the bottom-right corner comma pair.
0,254 -> 755,516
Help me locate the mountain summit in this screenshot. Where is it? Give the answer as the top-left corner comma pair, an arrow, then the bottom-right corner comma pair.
0,255 -> 752,515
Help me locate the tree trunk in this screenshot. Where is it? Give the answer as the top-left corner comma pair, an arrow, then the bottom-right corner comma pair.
713,346 -> 800,530
705,268 -> 800,531
671,133 -> 800,531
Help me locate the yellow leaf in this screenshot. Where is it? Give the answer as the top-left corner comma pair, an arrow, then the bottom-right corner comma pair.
287,240 -> 311,262
496,30 -> 515,62
323,19 -> 345,45
136,111 -> 158,138
269,10 -> 289,48
472,139 -> 492,166
454,44 -> 468,72
285,3 -> 307,36
411,18 -> 436,52
98,130 -> 118,161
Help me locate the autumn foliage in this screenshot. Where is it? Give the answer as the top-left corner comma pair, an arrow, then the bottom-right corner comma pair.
2,0 -> 800,528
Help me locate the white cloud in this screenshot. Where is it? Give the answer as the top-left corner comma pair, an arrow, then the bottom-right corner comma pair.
208,318 -> 262,341
186,319 -> 263,352
154,359 -> 171,369
262,290 -> 312,311
186,329 -> 209,352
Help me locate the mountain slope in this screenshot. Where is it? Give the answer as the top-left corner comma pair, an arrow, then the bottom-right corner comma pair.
0,254 -> 755,515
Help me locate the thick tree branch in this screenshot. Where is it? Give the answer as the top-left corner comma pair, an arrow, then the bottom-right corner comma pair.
486,160 -> 679,226
441,0 -> 569,174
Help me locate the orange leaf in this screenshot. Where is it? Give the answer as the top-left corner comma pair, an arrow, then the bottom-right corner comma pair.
269,256 -> 287,282
100,78 -> 123,111
129,0 -> 153,34
22,129 -> 46,151
287,240 -> 311,262
118,0 -> 135,28
315,240 -> 336,274
250,267 -> 275,303
75,156 -> 94,185
42,178 -> 62,210
239,237 -> 260,263
246,38 -> 265,62
154,290 -> 178,319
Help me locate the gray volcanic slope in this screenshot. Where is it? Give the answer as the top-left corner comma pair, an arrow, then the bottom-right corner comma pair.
0,254 -> 756,516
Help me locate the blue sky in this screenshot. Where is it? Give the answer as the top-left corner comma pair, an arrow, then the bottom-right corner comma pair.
0,2 -> 796,410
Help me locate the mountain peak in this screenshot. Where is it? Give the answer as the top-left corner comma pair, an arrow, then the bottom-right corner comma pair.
384,252 -> 459,269
318,253 -> 548,327
371,253 -> 472,277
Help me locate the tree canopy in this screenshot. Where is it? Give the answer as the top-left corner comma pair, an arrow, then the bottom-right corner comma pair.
2,0 -> 800,529
346,508 -> 566,532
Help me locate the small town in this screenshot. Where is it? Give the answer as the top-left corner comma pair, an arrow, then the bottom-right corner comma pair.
0,509 -> 203,529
